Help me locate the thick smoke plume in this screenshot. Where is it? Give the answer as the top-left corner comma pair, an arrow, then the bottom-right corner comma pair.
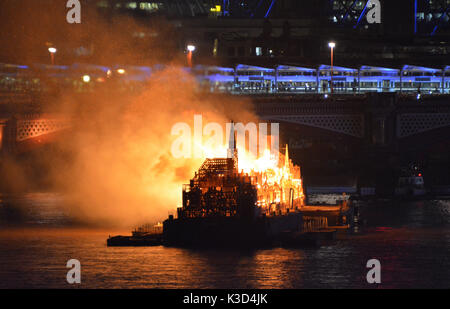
0,2 -> 259,228
50,69 -> 258,228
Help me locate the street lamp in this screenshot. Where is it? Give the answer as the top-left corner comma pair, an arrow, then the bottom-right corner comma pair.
187,45 -> 196,52
48,47 -> 57,65
328,42 -> 335,94
186,44 -> 196,68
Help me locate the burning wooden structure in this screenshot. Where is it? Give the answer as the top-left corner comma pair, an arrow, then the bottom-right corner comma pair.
108,123 -> 353,248
178,122 -> 305,222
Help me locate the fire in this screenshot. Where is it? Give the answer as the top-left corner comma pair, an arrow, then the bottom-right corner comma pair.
186,119 -> 305,216
247,145 -> 304,212
199,142 -> 305,213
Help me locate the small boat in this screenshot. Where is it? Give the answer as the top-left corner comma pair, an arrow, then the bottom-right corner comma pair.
107,223 -> 163,247
107,233 -> 163,247
394,165 -> 426,197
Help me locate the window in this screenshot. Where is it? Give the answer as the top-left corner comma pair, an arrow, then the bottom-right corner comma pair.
139,2 -> 161,12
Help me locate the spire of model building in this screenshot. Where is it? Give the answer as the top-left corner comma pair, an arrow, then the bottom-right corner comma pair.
285,144 -> 289,169
227,121 -> 238,171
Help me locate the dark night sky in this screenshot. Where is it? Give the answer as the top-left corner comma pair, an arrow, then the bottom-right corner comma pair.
0,0 -> 447,66
0,0 -> 178,65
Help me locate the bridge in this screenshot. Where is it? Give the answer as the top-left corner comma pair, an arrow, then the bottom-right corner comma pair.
0,114 -> 70,154
1,93 -> 450,157
250,93 -> 450,191
253,93 -> 450,154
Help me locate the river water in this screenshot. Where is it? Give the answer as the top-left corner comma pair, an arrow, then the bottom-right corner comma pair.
0,193 -> 449,288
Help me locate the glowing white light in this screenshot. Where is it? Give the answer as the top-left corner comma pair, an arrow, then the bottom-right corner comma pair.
187,45 -> 196,52
117,69 -> 126,74
82,75 -> 91,83
328,42 -> 336,48
48,47 -> 57,53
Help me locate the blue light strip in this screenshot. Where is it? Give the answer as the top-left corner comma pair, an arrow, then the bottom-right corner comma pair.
360,65 -> 398,73
277,65 -> 316,72
319,64 -> 357,72
194,65 -> 234,73
265,0 -> 276,18
14,65 -> 29,69
430,6 -> 450,36
222,0 -> 228,16
354,0 -> 370,29
33,63 -> 69,70
6,62 -> 450,93
414,0 -> 418,34
216,67 -> 234,72
431,25 -> 439,36
402,65 -> 441,73
236,64 -> 274,72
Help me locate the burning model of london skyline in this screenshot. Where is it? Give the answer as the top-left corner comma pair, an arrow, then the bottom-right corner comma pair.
180,121 -> 305,218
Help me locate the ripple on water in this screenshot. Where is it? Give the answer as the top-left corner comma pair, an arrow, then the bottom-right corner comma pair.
0,193 -> 449,288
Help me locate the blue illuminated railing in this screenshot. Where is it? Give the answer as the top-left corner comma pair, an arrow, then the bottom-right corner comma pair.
1,63 -> 449,95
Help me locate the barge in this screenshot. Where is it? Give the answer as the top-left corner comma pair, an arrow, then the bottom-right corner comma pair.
108,126 -> 353,248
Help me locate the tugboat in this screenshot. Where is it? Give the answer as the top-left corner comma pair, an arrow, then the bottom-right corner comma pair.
394,164 -> 426,197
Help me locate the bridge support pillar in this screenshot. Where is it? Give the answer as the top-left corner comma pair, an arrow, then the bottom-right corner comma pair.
365,93 -> 397,149
0,117 -> 17,155
0,120 -> 6,154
